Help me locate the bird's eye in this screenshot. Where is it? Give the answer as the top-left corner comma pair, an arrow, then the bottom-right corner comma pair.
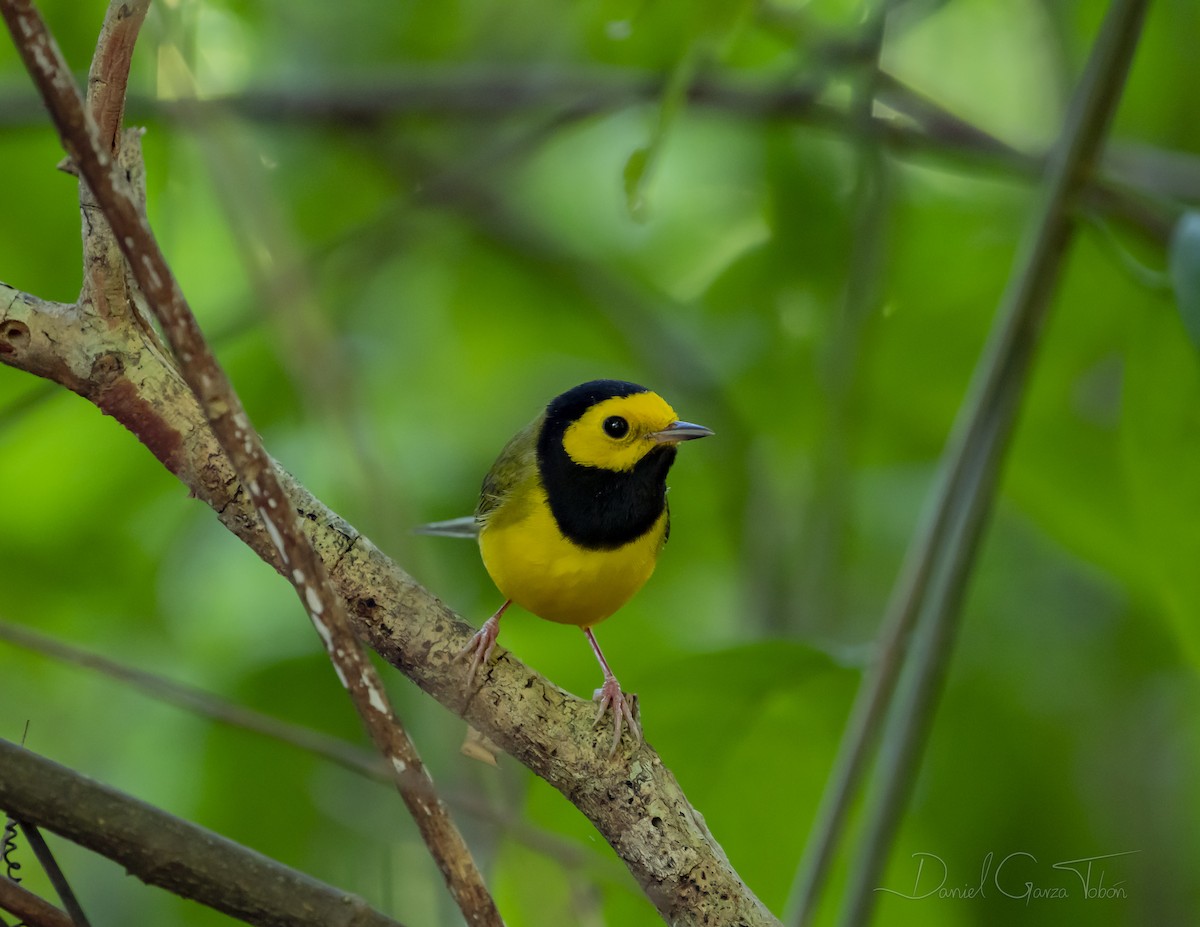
603,415 -> 629,439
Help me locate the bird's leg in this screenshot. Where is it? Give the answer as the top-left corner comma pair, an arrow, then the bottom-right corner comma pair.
457,599 -> 511,688
584,627 -> 642,755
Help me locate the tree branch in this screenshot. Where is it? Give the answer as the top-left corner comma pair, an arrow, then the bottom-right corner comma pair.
0,63 -> 1181,246
0,739 -> 406,927
156,75 -> 1184,246
0,4 -> 775,925
0,276 -> 777,924
0,3 -> 501,924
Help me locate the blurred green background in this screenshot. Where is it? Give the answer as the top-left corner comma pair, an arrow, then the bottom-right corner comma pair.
2,0 -> 1199,924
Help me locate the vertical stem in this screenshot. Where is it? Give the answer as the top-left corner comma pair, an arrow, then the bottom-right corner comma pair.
786,2 -> 893,920
18,823 -> 90,927
834,1 -> 1150,924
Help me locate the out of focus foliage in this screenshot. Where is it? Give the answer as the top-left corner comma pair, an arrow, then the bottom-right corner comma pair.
2,1 -> 1199,925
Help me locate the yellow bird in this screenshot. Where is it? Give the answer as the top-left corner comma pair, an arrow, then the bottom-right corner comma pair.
423,379 -> 712,752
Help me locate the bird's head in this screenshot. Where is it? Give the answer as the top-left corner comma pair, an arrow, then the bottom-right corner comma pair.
545,379 -> 713,473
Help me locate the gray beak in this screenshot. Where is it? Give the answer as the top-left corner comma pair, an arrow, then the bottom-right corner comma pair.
649,420 -> 715,445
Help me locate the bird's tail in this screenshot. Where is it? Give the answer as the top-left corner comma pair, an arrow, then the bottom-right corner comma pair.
413,515 -> 480,539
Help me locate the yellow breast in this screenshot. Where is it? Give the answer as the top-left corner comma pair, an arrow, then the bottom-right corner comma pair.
478,485 -> 667,628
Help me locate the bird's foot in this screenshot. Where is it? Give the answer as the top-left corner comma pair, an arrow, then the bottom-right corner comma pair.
456,610 -> 503,688
592,675 -> 642,756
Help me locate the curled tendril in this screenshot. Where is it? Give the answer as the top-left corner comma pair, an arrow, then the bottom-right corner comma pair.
0,815 -> 20,884
0,813 -> 26,926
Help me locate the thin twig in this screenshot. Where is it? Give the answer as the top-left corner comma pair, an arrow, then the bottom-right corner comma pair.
0,739 -> 406,927
0,615 -> 385,778
874,70 -> 1023,162
781,2 -> 895,629
0,876 -> 75,927
17,824 -> 89,927
86,0 -> 144,146
0,3 -> 501,924
0,616 -> 626,885
832,1 -> 1151,924
784,0 -> 894,912
76,0 -> 148,325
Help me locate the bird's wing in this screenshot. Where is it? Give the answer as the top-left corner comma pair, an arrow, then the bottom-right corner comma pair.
476,413 -> 543,528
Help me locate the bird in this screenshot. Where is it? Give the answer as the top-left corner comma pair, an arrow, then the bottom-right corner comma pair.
420,379 -> 713,753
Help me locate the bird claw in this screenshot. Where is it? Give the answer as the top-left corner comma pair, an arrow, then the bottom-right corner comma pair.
456,613 -> 501,689
593,676 -> 642,756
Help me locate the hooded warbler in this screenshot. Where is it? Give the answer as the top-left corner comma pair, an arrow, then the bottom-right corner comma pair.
424,379 -> 712,753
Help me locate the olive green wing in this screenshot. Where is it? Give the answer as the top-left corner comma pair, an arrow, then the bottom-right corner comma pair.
476,413 -> 544,529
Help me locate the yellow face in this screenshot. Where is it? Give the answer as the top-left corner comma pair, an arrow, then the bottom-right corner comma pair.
560,391 -> 679,472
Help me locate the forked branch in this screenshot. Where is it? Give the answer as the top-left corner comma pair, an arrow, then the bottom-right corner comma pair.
0,2 -> 775,925
0,1 -> 499,924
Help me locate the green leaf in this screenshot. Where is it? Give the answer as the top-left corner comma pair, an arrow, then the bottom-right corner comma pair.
622,43 -> 700,221
622,145 -> 651,220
